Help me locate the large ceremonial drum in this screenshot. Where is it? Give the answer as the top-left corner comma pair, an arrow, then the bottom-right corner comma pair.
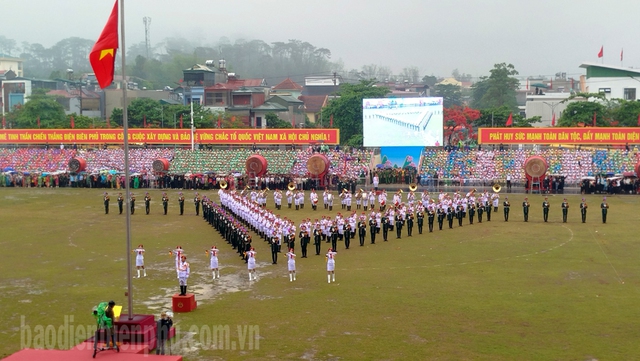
524,156 -> 548,178
245,154 -> 267,177
635,161 -> 640,176
152,158 -> 170,172
307,154 -> 331,176
68,157 -> 87,172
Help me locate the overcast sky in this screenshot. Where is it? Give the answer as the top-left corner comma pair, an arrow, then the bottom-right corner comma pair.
3,0 -> 639,79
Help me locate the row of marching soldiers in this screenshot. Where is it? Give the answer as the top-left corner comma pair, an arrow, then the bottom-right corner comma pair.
201,195 -> 254,264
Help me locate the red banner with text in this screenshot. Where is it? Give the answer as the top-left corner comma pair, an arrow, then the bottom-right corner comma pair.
0,128 -> 340,145
478,127 -> 640,145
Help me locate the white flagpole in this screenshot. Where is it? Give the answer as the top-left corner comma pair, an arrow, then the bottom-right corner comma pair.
120,0 -> 134,320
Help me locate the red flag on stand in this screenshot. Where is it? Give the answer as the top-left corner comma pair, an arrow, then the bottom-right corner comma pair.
106,116 -> 111,128
217,115 -> 221,128
597,46 -> 603,58
143,115 -> 147,128
89,0 -> 119,89
37,116 -> 41,128
330,114 -> 333,127
592,112 -> 597,126
179,114 -> 183,129
505,113 -> 513,127
551,113 -> 556,127
636,113 -> 640,127
70,115 -> 75,129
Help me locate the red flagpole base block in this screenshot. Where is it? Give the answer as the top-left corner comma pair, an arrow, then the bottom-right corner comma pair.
172,293 -> 197,312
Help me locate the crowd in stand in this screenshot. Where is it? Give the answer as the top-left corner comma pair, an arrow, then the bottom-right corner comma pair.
1,147 -> 639,191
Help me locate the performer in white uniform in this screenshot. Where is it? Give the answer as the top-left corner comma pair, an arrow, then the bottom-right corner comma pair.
133,244 -> 146,278
246,247 -> 257,281
326,248 -> 337,283
177,255 -> 190,296
207,246 -> 220,280
285,248 -> 296,282
170,246 -> 184,278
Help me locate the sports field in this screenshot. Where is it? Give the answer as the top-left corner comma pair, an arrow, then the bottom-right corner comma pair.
2,188 -> 638,360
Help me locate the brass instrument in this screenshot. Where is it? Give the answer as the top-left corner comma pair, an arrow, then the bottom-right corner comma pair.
492,183 -> 501,193
287,182 -> 296,191
246,185 -> 251,190
220,180 -> 228,189
409,183 -> 418,192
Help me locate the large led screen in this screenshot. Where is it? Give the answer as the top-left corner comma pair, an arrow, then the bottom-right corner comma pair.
362,97 -> 443,147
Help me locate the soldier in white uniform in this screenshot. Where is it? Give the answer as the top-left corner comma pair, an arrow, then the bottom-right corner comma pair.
286,248 -> 296,282
326,248 -> 337,283
246,247 -> 257,280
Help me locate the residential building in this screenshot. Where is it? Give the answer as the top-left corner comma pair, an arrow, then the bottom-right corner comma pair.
0,54 -> 23,77
579,62 -> 640,100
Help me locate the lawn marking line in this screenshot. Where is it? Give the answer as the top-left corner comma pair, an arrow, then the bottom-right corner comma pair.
589,229 -> 624,285
344,226 -> 575,271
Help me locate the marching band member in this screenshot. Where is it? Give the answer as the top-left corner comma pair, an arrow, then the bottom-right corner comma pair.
178,192 -> 185,215
132,244 -> 146,278
327,191 -> 334,211
206,246 -> 220,280
130,192 -> 136,215
355,189 -> 362,209
194,192 -> 201,216
274,189 -> 283,210
310,189 -> 319,210
313,223 -> 323,255
323,188 -> 330,210
326,248 -> 337,283
117,192 -> 124,214
491,192 -> 500,212
286,188 -> 293,208
285,248 -> 296,282
542,196 -> 550,222
358,213 -> 367,246
345,190 -> 352,211
468,199 -> 476,224
379,190 -> 387,212
368,190 -> 376,211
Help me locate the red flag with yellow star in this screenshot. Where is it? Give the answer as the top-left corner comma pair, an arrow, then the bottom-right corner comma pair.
89,0 -> 118,89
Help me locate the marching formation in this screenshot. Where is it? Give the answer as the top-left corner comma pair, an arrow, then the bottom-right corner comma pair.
106,187 -> 611,290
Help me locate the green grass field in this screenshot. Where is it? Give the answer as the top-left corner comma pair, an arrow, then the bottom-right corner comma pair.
2,188 -> 639,360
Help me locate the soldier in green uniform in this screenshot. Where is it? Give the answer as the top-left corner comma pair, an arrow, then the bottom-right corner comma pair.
270,236 -> 279,264
503,197 -> 510,221
130,193 -> 136,215
484,199 -> 492,222
178,192 -> 185,215
144,192 -> 151,215
522,197 -> 530,222
416,208 -> 424,234
299,226 -> 310,257
103,192 -> 110,214
437,207 -> 445,230
395,212 -> 404,239
446,205 -> 454,229
580,197 -> 588,223
162,192 -> 169,215
314,224 -> 323,254
542,196 -> 550,222
369,217 -> 377,244
406,210 -> 414,236
456,202 -> 464,227
382,215 -> 390,241
117,193 -> 124,214
194,193 -> 201,216
358,218 -> 367,246
344,223 -> 352,249
477,201 -> 484,223
561,198 -> 569,223
600,197 -> 609,223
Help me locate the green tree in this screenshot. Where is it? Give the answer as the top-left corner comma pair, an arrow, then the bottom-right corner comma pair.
422,75 -> 437,87
434,83 -> 463,107
9,89 -> 66,129
472,63 -> 519,110
557,101 -> 608,127
611,99 -> 640,127
265,112 -> 292,128
320,80 -> 390,146
475,106 -> 541,128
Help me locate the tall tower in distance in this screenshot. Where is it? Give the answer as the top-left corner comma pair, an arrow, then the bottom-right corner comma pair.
143,17 -> 151,59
